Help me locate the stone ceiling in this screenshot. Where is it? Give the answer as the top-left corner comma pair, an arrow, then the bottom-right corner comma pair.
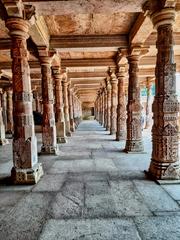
0,0 -> 180,103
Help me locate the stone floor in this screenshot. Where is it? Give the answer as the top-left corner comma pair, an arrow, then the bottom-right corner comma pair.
0,120 -> 180,240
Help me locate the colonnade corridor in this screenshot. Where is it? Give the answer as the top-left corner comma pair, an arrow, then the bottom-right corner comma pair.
0,120 -> 180,239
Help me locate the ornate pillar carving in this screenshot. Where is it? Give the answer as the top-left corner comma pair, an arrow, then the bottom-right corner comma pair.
52,66 -> 67,143
106,79 -> 111,131
145,77 -> 152,129
110,70 -> 118,135
125,47 -> 148,152
6,88 -> 13,134
62,78 -> 71,136
0,90 -> 9,145
68,85 -> 75,132
38,48 -> 58,154
101,88 -> 105,126
6,16 -> 43,184
116,65 -> 127,141
145,0 -> 180,180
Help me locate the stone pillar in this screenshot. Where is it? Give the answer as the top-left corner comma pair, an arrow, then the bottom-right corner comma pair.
52,66 -> 67,143
144,77 -> 152,129
33,89 -> 41,113
0,90 -> 9,145
39,49 -> 58,154
116,65 -> 127,141
125,47 -> 148,152
104,88 -> 107,128
6,17 -> 43,184
6,88 -> 13,134
106,79 -> 111,131
68,85 -> 75,132
101,89 -> 105,127
2,91 -> 7,131
62,79 -> 71,136
110,71 -> 118,135
147,1 -> 180,180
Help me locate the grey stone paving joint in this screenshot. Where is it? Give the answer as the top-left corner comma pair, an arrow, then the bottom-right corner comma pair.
0,120 -> 180,240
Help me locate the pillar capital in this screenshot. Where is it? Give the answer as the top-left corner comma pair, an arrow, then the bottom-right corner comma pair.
38,47 -> 56,65
128,46 -> 149,61
6,18 -> 30,39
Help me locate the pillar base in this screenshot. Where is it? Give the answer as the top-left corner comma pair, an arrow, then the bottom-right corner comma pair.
57,137 -> 67,144
66,132 -> 72,137
40,145 -> 59,155
0,138 -> 9,145
147,160 -> 180,180
70,120 -> 75,132
11,163 -> 43,185
110,130 -> 116,135
125,140 -> 144,152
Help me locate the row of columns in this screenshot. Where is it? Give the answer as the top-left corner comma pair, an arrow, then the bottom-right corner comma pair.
95,1 -> 180,180
0,14 -> 82,184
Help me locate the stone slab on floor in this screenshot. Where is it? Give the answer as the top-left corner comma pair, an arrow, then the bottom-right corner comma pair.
134,216 -> 180,240
162,184 -> 180,201
0,192 -> 52,240
32,174 -> 66,192
50,182 -> 84,219
134,180 -> 180,211
110,180 -> 152,216
39,218 -> 141,240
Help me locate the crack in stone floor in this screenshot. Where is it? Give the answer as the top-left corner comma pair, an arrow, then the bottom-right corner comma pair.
0,120 -> 180,240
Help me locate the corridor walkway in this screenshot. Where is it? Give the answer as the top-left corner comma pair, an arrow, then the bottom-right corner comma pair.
0,120 -> 180,239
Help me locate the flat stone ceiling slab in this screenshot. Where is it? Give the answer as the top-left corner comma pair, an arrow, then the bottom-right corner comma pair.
44,13 -> 138,35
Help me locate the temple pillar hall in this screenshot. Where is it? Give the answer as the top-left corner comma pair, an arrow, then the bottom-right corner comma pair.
38,48 -> 58,155
110,70 -> 118,135
146,1 -> 180,180
6,16 -> 43,184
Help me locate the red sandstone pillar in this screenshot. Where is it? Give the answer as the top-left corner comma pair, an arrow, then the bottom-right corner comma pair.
68,85 -> 75,132
144,77 -> 152,129
2,91 -> 7,132
106,79 -> 111,131
38,48 -> 58,154
6,88 -> 13,134
6,17 -> 43,183
33,89 -> 41,113
146,0 -> 180,180
104,87 -> 107,129
52,66 -> 67,143
116,65 -> 127,141
125,47 -> 148,152
110,70 -> 118,135
62,78 -> 71,136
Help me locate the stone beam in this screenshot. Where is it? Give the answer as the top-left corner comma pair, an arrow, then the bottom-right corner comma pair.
22,0 -> 146,14
129,12 -> 153,45
50,35 -> 128,49
62,59 -> 116,68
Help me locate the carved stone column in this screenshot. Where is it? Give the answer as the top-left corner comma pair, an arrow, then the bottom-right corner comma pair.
106,79 -> 111,131
104,87 -> 107,128
0,90 -> 9,145
110,71 -> 118,135
6,88 -> 13,134
52,66 -> 67,143
6,17 -> 43,184
2,91 -> 7,131
125,47 -> 148,152
62,79 -> 71,136
33,89 -> 41,113
101,89 -> 105,126
146,1 -> 180,180
144,77 -> 152,129
39,49 -> 58,154
68,85 -> 75,132
116,65 -> 127,141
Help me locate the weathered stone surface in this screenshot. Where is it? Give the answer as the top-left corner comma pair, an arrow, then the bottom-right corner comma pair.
110,180 -> 152,216
162,184 -> 180,201
39,218 -> 141,240
134,180 -> 179,211
134,216 -> 180,240
0,193 -> 52,240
